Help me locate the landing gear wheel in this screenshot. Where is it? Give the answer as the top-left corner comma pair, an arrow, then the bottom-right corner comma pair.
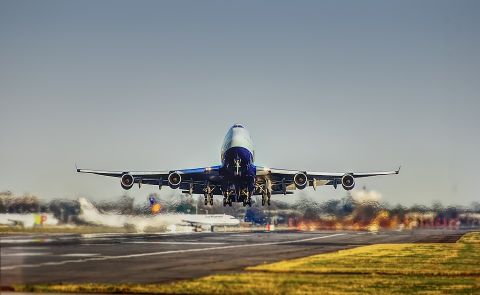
261,196 -> 265,206
267,197 -> 271,206
204,197 -> 208,206
223,197 -> 227,207
209,196 -> 213,206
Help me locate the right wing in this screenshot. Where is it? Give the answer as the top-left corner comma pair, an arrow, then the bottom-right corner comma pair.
255,166 -> 400,193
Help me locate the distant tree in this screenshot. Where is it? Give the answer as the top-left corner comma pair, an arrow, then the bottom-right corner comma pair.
340,195 -> 356,216
445,206 -> 459,219
321,199 -> 341,216
471,201 -> 480,213
174,195 -> 196,214
48,199 -> 79,223
391,204 -> 407,223
118,195 -> 134,214
352,201 -> 380,226
294,195 -> 321,220
432,201 -> 444,213
409,204 -> 429,213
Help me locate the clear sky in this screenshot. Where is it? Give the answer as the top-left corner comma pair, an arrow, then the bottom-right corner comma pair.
1,0 -> 479,206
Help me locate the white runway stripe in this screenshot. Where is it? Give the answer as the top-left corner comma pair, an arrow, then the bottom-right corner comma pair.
61,253 -> 100,257
125,241 -> 226,245
5,252 -> 50,256
1,233 -> 346,271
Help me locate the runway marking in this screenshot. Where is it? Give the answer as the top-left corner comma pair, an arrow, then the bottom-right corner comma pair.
61,253 -> 100,257
125,241 -> 227,245
5,252 -> 50,256
0,238 -> 54,244
7,247 -> 49,250
0,233 -> 346,271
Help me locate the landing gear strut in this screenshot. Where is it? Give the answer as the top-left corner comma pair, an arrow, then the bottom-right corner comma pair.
261,193 -> 271,206
204,183 -> 214,206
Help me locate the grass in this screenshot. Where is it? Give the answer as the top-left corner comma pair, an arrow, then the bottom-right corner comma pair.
247,232 -> 480,276
12,232 -> 480,294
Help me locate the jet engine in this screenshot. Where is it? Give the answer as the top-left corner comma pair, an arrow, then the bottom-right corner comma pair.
293,172 -> 308,189
341,174 -> 355,190
168,172 -> 182,189
120,173 -> 135,190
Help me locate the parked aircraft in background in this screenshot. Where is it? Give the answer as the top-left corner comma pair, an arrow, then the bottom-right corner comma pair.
78,197 -> 239,232
0,213 -> 59,228
78,124 -> 399,207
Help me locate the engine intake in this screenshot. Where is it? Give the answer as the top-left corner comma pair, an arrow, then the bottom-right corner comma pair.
341,174 -> 355,190
293,172 -> 308,189
120,174 -> 134,190
168,172 -> 182,189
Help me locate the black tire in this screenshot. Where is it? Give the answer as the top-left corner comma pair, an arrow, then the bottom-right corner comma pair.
210,197 -> 213,206
267,198 -> 271,206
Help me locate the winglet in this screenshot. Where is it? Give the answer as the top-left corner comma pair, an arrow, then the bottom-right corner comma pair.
396,166 -> 401,174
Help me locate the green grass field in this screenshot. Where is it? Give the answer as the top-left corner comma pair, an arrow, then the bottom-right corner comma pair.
13,232 -> 480,294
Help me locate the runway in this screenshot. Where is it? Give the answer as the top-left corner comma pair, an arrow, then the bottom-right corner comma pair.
0,229 -> 468,286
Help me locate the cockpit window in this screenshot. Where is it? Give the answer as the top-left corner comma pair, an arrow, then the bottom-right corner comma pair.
232,124 -> 244,128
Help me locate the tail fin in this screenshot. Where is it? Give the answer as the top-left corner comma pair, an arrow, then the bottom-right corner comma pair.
78,197 -> 100,214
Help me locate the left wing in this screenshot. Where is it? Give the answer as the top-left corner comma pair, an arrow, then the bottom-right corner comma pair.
256,166 -> 400,193
77,166 -> 223,194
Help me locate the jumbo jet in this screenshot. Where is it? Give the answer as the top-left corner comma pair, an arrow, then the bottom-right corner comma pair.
77,124 -> 399,207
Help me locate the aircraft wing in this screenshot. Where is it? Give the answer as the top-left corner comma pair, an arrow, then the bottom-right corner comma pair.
256,166 -> 400,191
77,165 -> 223,193
181,215 -> 240,227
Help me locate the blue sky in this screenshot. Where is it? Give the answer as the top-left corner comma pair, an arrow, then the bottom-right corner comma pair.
0,0 -> 479,205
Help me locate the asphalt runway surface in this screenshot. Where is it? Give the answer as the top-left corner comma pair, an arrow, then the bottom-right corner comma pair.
0,229 -> 469,286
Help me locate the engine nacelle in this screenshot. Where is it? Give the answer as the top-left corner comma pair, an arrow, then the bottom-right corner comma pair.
168,172 -> 182,189
120,173 -> 135,190
293,172 -> 308,189
341,174 -> 355,190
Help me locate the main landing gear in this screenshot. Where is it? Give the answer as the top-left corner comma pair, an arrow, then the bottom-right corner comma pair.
204,193 -> 213,206
222,192 -> 233,207
223,196 -> 233,207
204,184 -> 214,206
242,196 -> 252,207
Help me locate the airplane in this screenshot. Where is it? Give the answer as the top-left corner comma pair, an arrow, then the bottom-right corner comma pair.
77,124 -> 400,207
78,197 -> 239,232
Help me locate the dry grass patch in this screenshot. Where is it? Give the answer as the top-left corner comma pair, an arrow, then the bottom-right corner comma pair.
249,232 -> 480,276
